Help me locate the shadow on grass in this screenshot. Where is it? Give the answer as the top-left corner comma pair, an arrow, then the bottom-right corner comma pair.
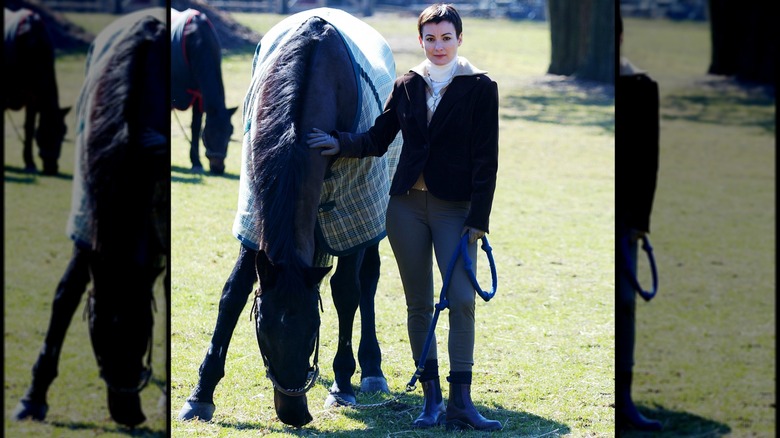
4,165 -> 74,182
620,403 -> 731,437
49,420 -> 165,437
502,75 -> 615,135
314,376 -> 571,436
171,165 -> 240,184
662,76 -> 775,134
202,376 -> 570,435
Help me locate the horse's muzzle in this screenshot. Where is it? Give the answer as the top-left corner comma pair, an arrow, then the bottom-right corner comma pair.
274,389 -> 312,427
208,157 -> 225,175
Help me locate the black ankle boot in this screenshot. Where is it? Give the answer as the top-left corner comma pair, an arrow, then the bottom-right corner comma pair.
413,379 -> 446,428
445,382 -> 502,431
616,371 -> 662,431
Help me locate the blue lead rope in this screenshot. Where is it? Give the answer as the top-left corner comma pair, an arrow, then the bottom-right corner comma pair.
406,234 -> 497,392
621,235 -> 659,302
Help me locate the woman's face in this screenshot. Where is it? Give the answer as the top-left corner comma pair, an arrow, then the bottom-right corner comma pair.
419,20 -> 462,66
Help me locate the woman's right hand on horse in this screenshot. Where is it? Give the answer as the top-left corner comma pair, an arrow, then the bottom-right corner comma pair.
307,128 -> 340,156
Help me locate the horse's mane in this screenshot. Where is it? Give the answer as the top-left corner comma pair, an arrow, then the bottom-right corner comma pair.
85,16 -> 166,255
249,17 -> 332,272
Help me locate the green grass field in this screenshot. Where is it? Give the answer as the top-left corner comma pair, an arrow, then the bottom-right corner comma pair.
621,18 -> 775,437
3,14 -> 167,438
170,11 -> 614,437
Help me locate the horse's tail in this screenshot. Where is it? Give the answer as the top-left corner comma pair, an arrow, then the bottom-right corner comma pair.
85,16 -> 167,257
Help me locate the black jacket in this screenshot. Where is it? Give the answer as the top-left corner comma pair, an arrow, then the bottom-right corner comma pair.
616,72 -> 659,233
336,71 -> 499,232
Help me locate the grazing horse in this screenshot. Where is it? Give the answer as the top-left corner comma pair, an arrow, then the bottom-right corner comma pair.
4,7 -> 70,175
12,8 -> 168,428
178,8 -> 401,426
171,7 -> 237,175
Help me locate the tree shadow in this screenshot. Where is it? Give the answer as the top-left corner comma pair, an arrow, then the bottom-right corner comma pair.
171,165 -> 204,184
620,403 -> 731,437
4,165 -> 73,183
662,76 -> 775,134
502,75 -> 615,135
171,165 -> 240,183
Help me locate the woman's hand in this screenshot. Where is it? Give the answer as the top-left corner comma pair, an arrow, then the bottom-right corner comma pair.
307,128 -> 341,156
462,226 -> 486,244
630,228 -> 647,242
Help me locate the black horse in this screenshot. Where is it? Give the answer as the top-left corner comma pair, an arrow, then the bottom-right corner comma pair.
4,7 -> 70,175
178,9 -> 401,427
12,9 -> 168,428
171,7 -> 237,175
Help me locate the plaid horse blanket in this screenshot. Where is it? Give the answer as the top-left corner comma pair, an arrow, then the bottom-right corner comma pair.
233,8 -> 401,256
66,8 -> 166,248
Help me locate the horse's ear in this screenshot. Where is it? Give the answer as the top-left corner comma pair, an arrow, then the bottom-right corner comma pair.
303,266 -> 332,288
255,250 -> 279,289
228,106 -> 238,116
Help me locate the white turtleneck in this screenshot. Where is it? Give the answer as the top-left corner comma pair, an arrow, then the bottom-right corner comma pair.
426,57 -> 458,81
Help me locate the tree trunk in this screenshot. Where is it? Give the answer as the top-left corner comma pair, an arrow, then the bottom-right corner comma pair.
708,1 -> 776,83
547,0 -> 614,83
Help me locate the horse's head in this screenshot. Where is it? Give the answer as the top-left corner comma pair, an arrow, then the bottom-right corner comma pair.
253,250 -> 330,427
36,106 -> 71,174
202,106 -> 237,175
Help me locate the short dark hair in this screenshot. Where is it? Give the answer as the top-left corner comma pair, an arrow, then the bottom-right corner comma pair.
417,3 -> 462,38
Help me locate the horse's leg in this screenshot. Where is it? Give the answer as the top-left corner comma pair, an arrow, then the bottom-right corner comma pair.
356,242 -> 389,394
23,106 -> 37,172
13,245 -> 91,421
190,107 -> 204,173
324,252 -> 363,407
178,244 -> 256,421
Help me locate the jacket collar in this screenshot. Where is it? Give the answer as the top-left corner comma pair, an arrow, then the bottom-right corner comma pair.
402,58 -> 488,136
620,56 -> 647,76
409,56 -> 488,79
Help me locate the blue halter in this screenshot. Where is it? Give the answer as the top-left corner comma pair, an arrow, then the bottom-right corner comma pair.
406,234 -> 497,392
621,234 -> 659,302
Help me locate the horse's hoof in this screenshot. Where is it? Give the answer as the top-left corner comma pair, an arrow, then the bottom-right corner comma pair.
178,400 -> 215,421
12,399 -> 48,421
360,376 -> 389,394
23,164 -> 37,174
324,392 -> 356,408
191,165 -> 204,174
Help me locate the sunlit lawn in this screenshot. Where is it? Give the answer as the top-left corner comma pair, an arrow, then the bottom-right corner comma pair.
621,17 -> 775,437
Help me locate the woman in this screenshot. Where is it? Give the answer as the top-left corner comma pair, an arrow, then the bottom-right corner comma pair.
616,14 -> 662,432
308,3 -> 500,431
